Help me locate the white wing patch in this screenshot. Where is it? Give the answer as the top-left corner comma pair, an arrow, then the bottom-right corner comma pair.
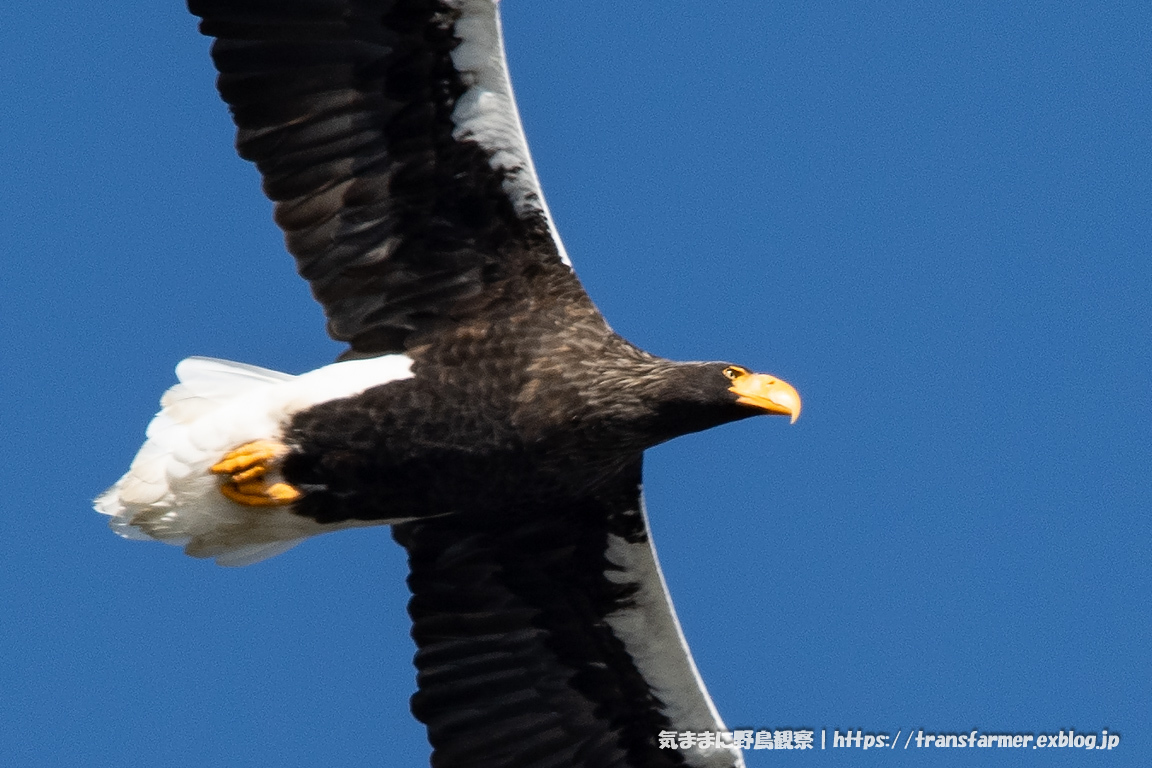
449,0 -> 572,267
603,495 -> 746,768
95,355 -> 415,566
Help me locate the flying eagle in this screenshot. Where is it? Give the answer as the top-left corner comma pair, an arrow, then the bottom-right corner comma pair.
96,2 -> 801,767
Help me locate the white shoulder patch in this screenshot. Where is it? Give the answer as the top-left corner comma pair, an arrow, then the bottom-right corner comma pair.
95,355 -> 415,565
449,0 -> 572,267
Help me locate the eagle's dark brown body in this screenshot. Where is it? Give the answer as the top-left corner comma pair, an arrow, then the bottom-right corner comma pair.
284,267 -> 760,525
97,3 -> 801,767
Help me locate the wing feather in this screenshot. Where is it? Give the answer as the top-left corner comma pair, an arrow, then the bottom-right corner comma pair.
393,463 -> 744,768
190,0 -> 582,357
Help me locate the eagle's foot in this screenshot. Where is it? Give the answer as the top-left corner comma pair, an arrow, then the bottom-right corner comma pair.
211,440 -> 301,507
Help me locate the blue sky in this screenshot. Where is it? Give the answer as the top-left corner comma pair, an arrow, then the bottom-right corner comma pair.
3,1 -> 1149,766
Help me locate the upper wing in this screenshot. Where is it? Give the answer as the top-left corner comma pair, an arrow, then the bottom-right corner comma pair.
190,0 -> 579,357
393,460 -> 745,768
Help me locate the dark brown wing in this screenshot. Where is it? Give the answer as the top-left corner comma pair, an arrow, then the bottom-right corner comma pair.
393,460 -> 744,768
189,0 -> 581,357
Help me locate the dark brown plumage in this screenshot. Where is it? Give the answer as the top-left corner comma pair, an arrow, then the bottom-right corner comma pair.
195,0 -> 567,356
97,3 -> 801,767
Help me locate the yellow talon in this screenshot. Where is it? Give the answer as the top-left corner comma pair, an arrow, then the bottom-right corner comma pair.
219,482 -> 301,507
212,440 -> 300,507
230,465 -> 268,484
210,439 -> 286,475
264,482 -> 302,503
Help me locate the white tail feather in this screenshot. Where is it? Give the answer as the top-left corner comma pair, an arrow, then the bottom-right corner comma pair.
96,355 -> 415,565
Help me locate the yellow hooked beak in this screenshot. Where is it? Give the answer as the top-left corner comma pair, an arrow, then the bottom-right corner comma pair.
729,373 -> 801,423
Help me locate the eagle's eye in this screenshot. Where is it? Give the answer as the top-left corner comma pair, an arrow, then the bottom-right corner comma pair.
723,366 -> 746,381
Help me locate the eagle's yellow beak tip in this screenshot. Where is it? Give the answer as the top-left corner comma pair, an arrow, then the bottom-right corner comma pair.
777,383 -> 801,424
731,374 -> 801,423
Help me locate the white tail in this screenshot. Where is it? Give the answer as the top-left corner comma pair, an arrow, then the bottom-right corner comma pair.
96,355 -> 415,566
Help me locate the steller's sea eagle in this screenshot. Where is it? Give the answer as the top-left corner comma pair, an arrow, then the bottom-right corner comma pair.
96,2 -> 801,766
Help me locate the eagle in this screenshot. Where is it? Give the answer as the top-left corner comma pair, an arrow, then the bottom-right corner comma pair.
96,2 -> 801,767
